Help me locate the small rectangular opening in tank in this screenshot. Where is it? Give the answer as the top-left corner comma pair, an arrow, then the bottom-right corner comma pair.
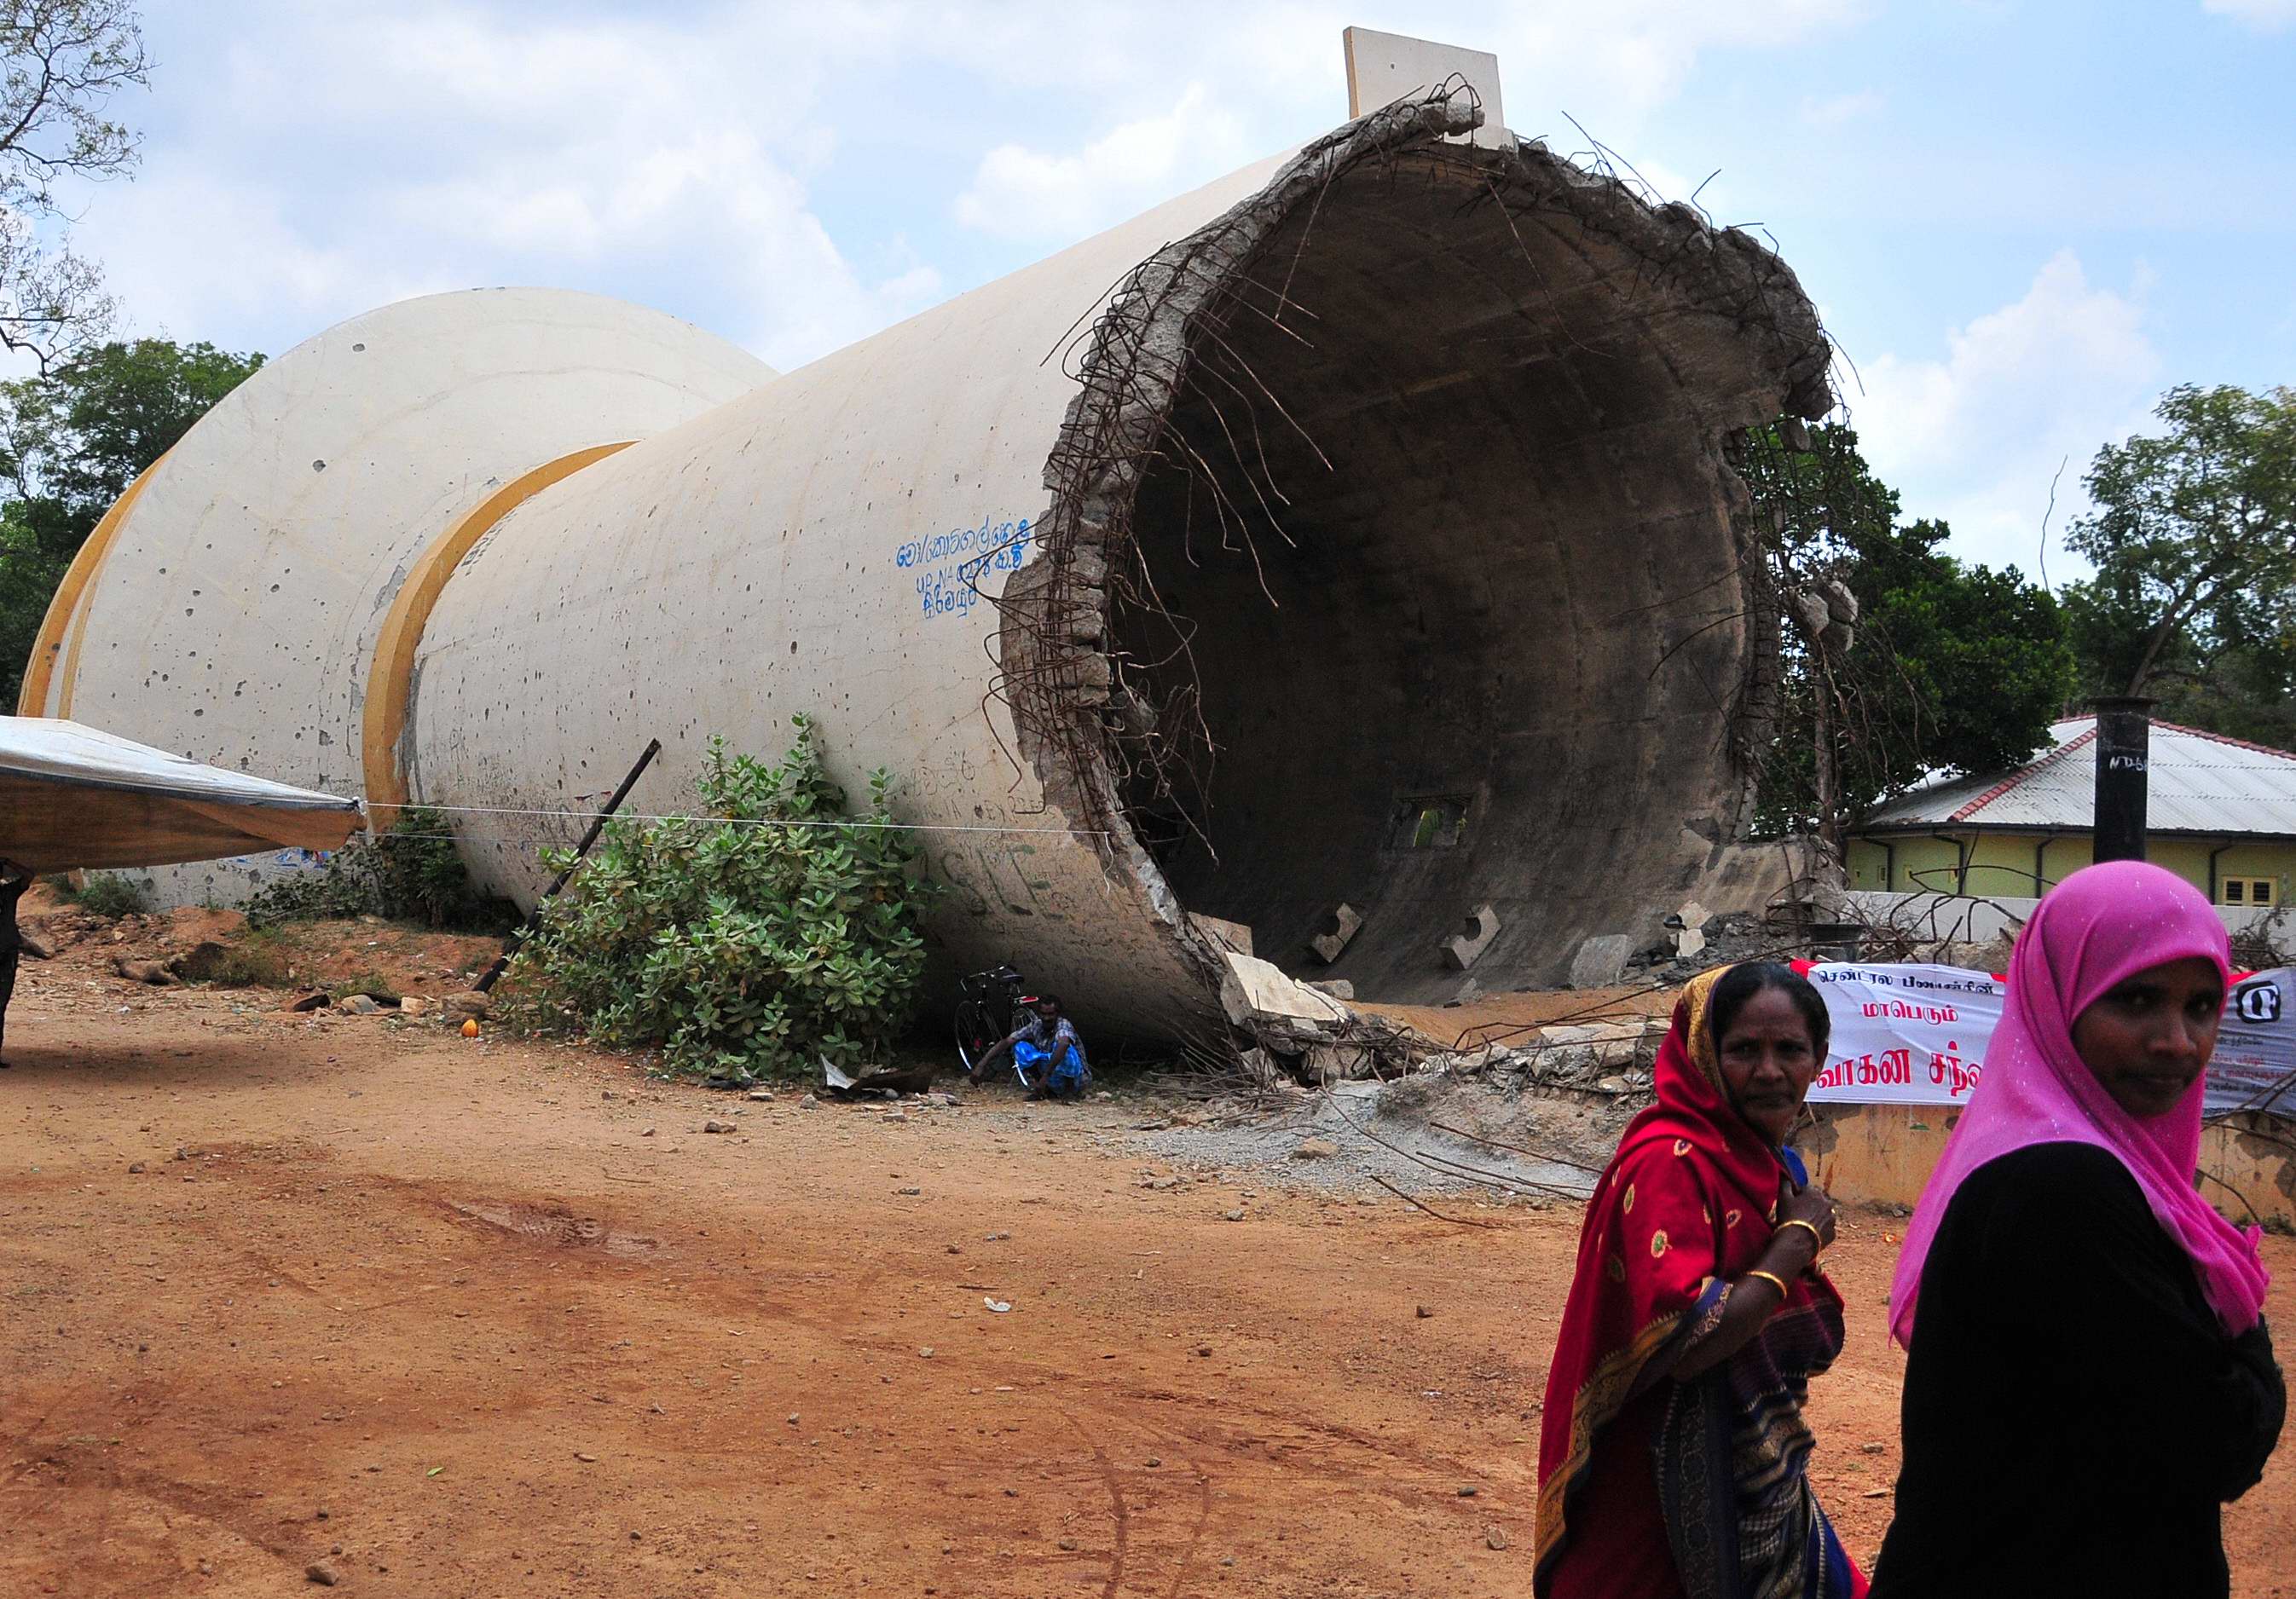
1391,794 -> 1469,850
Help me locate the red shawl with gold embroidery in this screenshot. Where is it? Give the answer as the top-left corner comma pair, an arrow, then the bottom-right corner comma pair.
1534,967 -> 1857,1599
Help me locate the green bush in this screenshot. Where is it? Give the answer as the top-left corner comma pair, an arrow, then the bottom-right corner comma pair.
180,929 -> 291,987
72,873 -> 151,917
327,971 -> 400,1005
503,718 -> 935,1080
244,805 -> 514,931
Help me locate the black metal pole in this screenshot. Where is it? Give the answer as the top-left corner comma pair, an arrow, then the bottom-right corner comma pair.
474,737 -> 662,993
2091,697 -> 2154,864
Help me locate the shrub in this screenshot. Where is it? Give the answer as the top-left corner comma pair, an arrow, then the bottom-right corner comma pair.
245,805 -> 515,931
178,929 -> 290,987
503,718 -> 935,1079
327,972 -> 400,1005
72,873 -> 151,917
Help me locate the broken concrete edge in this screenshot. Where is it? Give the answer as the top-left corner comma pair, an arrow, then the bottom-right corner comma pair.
1567,933 -> 1638,990
1218,950 -> 1443,1083
998,81 -> 1832,1065
1219,950 -> 1350,1028
1442,903 -> 1501,971
1216,948 -> 1663,1093
1229,978 -> 1674,1092
1309,903 -> 1364,965
1187,911 -> 1254,959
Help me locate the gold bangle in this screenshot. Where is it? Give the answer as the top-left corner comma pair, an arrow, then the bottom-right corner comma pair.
1741,1268 -> 1791,1298
1777,1217 -> 1826,1256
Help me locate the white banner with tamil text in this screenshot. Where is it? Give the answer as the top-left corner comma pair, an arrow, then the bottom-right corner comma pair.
1802,961 -> 2005,1106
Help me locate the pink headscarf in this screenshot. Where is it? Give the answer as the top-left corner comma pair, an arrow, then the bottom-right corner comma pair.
1888,860 -> 2270,1348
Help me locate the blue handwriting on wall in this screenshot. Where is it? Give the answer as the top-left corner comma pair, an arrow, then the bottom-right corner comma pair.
895,515 -> 1033,619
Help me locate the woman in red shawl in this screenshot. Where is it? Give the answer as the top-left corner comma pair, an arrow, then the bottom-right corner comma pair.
1536,961 -> 1865,1599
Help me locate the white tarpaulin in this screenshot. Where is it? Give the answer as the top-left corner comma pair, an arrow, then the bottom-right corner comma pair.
1803,961 -> 2005,1106
1802,957 -> 2295,1115
0,717 -> 363,873
2209,968 -> 2296,1117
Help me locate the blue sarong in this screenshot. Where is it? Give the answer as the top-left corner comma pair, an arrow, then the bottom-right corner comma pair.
1015,1040 -> 1088,1091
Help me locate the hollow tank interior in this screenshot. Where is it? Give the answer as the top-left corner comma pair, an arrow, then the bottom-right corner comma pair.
1107,147 -> 1783,1000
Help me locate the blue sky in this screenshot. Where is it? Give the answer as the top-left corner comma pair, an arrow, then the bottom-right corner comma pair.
59,1 -> 2296,577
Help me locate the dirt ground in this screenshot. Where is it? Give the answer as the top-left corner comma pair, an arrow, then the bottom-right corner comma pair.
4,943 -> 2293,1597
1354,982 -> 1678,1055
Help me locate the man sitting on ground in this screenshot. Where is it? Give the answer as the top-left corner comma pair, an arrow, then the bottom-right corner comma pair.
971,993 -> 1090,1100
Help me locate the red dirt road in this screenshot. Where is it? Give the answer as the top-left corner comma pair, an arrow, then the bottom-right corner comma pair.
4,971 -> 2292,1596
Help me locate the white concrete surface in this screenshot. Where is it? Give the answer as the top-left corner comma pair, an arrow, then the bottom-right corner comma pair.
408,157 -> 1287,1037
34,289 -> 773,902
1344,26 -> 1507,147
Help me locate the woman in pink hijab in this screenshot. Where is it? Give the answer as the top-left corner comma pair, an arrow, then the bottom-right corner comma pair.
1869,861 -> 2282,1598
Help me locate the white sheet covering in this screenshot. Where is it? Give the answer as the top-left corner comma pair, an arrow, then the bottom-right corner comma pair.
0,717 -> 363,872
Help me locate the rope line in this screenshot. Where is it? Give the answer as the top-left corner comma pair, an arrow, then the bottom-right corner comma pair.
348,799 -> 1109,840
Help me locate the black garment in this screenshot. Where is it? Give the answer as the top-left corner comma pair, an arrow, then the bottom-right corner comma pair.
1870,1142 -> 2284,1599
0,864 -> 25,1061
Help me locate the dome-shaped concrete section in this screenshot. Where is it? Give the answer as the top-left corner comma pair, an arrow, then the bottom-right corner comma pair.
20,288 -> 776,902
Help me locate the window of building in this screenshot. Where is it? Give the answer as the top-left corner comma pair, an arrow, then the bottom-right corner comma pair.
2222,876 -> 2277,908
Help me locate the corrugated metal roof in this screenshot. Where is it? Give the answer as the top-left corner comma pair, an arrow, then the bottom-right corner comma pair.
1861,718 -> 2296,836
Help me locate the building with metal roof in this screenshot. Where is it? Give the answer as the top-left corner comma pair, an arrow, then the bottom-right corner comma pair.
1846,717 -> 2296,906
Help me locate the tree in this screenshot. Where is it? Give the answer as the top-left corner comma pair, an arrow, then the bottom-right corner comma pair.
1742,422 -> 2075,849
0,2 -> 149,371
2062,384 -> 2296,724
0,337 -> 263,706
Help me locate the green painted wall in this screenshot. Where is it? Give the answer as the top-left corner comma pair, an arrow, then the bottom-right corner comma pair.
1846,829 -> 2296,903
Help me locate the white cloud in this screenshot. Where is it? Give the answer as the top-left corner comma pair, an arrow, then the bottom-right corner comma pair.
68,2 -> 938,370
1486,0 -> 1866,128
2202,0 -> 2296,30
1854,251 -> 2160,576
954,84 -> 1253,244
941,1 -> 1864,245
54,1 -> 1877,370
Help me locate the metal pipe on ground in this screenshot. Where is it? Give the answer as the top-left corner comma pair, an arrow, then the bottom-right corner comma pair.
473,737 -> 661,994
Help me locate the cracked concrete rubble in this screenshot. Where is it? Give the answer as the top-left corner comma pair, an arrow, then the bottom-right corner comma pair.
1216,944 -> 1667,1095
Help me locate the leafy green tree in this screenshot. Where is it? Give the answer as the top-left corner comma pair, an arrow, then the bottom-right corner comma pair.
2061,384 -> 2296,738
1743,422 -> 2075,848
0,337 -> 263,706
505,719 -> 937,1081
0,1 -> 149,370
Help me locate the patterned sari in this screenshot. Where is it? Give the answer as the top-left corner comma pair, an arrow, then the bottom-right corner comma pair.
1535,967 -> 1864,1599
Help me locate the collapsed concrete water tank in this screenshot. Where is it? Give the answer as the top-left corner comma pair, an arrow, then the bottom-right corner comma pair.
20,95 -> 1830,1042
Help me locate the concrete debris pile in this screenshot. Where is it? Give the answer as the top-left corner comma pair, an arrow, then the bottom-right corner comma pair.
1409,1016 -> 1669,1103
1618,906 -> 1782,986
1218,951 -> 1436,1084
1214,948 -> 1673,1099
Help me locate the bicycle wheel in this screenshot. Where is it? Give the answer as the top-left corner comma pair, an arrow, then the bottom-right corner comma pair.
953,1000 -> 992,1075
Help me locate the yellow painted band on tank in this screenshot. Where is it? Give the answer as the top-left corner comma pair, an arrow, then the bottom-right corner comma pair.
361,441 -> 633,825
17,454 -> 169,717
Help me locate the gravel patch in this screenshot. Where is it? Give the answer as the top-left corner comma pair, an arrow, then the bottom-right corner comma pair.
1128,1072 -> 1628,1201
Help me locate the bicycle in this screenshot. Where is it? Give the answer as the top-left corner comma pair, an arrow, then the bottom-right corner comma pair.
953,963 -> 1030,1084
